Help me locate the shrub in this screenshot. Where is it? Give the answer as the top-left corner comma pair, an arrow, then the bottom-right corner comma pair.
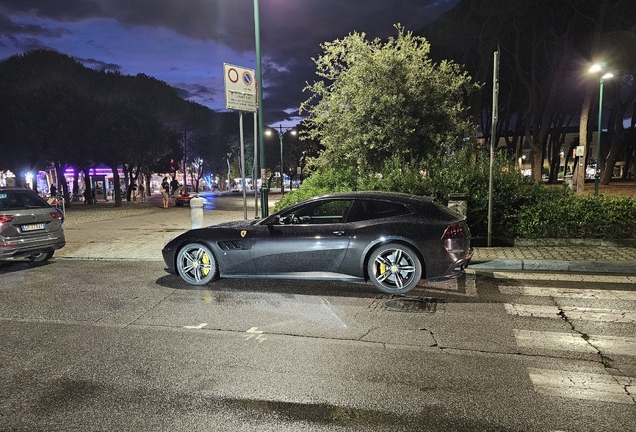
274,167 -> 360,211
517,194 -> 636,238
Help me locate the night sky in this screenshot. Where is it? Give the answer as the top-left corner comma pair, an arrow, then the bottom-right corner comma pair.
0,0 -> 459,126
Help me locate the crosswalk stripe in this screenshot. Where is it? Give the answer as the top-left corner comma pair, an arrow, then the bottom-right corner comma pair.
493,272 -> 636,284
528,368 -> 635,405
514,329 -> 636,356
500,284 -> 636,404
504,304 -> 636,323
499,286 -> 636,301
589,335 -> 636,356
514,329 -> 596,353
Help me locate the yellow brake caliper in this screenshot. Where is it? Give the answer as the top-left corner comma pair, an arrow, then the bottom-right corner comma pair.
202,252 -> 210,275
380,263 -> 386,274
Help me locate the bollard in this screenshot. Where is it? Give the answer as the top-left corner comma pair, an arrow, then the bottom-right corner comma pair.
447,193 -> 468,216
190,197 -> 204,229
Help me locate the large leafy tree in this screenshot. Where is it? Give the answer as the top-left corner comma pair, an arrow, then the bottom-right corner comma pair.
300,25 -> 478,174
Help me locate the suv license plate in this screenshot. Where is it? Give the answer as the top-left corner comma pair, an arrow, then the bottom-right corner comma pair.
21,223 -> 46,232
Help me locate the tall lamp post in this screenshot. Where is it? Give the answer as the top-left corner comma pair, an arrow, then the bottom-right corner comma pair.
253,0 -> 268,216
590,63 -> 613,197
266,126 -> 296,195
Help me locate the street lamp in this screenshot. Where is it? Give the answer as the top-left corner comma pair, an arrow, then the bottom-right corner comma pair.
590,62 -> 613,196
253,0 -> 268,216
265,126 -> 296,195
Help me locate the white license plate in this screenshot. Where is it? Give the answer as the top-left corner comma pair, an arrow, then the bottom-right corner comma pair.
21,223 -> 46,232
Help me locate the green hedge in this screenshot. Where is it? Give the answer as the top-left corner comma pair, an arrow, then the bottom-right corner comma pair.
516,194 -> 636,238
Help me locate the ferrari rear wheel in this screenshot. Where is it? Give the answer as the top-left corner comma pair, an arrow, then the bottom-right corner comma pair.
176,243 -> 218,285
367,243 -> 422,294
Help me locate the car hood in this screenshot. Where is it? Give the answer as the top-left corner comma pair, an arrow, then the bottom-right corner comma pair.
211,219 -> 259,229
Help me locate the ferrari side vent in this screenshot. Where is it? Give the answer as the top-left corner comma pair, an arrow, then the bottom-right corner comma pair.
218,241 -> 244,250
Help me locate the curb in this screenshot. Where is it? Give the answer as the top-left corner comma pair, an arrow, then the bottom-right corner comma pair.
469,259 -> 636,274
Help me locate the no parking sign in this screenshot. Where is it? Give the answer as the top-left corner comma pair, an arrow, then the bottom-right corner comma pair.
224,63 -> 257,112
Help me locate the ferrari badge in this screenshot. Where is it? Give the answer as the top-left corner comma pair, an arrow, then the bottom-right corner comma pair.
240,230 -> 247,238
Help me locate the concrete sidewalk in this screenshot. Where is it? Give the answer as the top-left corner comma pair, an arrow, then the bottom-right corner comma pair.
56,196 -> 636,276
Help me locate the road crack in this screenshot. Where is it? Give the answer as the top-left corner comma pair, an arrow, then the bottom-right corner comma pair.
553,297 -> 634,402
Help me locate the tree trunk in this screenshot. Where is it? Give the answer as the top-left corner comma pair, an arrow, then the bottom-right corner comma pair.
575,89 -> 593,191
81,167 -> 93,205
110,165 -> 122,207
531,150 -> 543,182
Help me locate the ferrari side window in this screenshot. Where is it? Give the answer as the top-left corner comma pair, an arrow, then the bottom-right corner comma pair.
355,200 -> 411,221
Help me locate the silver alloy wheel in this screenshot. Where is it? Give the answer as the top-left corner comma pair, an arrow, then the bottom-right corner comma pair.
176,243 -> 217,285
367,243 -> 422,294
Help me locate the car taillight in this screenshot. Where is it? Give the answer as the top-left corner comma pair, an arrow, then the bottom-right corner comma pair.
0,215 -> 14,223
442,223 -> 464,239
50,211 -> 62,220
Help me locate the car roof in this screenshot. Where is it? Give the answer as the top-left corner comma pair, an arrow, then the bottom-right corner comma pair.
312,191 -> 435,205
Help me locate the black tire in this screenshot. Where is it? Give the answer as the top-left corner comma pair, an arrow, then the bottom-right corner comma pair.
29,251 -> 54,262
367,243 -> 422,294
175,243 -> 218,285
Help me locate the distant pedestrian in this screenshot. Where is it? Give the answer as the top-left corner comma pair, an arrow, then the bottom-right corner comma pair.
131,183 -> 137,203
170,178 -> 179,196
50,184 -> 57,197
138,183 -> 146,202
161,177 -> 170,209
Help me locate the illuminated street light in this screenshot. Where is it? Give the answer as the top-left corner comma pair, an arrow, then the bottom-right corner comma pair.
589,63 -> 614,196
266,126 -> 296,195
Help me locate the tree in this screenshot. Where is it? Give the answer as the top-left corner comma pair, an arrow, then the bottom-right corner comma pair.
300,25 -> 478,174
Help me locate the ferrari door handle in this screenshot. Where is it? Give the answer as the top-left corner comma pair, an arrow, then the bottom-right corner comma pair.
332,231 -> 345,236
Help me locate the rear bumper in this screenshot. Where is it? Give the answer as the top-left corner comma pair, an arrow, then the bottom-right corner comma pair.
0,233 -> 66,260
428,248 -> 473,282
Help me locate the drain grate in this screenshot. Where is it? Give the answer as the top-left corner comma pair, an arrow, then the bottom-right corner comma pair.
369,296 -> 443,313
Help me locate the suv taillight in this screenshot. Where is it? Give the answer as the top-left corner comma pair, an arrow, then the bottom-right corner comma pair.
442,223 -> 464,239
50,211 -> 62,220
0,215 -> 14,223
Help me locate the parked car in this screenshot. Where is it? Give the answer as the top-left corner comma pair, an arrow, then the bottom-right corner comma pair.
174,192 -> 193,207
162,191 -> 472,294
0,186 -> 66,262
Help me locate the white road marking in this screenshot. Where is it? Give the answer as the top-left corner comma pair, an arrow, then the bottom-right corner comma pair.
505,303 -> 560,318
589,335 -> 636,356
514,329 -> 636,356
528,368 -> 635,405
183,323 -> 208,329
493,272 -> 636,284
514,329 -> 596,353
501,284 -> 636,405
245,326 -> 267,342
499,286 -> 636,300
504,304 -> 636,323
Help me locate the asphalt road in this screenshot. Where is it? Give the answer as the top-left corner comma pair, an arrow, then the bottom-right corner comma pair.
1,260 -> 634,431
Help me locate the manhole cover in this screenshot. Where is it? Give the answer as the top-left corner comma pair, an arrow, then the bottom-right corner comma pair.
383,297 -> 441,313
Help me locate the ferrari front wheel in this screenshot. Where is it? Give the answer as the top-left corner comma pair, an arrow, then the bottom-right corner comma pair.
176,243 -> 218,285
367,243 -> 422,294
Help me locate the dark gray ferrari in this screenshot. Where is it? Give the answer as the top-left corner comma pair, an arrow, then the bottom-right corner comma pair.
162,191 -> 472,294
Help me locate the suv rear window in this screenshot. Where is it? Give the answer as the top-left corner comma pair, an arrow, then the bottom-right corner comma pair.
0,191 -> 50,210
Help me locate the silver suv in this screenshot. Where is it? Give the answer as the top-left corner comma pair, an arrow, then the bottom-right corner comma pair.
0,186 -> 66,262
